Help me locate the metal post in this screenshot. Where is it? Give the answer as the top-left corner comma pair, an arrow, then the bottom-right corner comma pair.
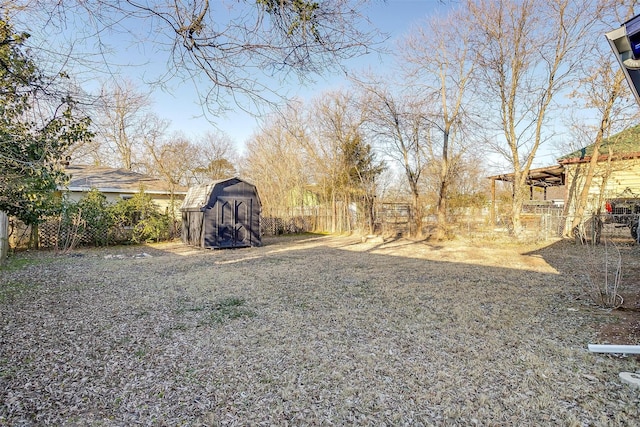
490,178 -> 496,226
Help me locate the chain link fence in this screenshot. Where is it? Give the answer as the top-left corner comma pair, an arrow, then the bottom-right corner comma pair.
261,202 -> 639,245
9,202 -> 638,249
261,205 -> 355,236
447,210 -> 637,244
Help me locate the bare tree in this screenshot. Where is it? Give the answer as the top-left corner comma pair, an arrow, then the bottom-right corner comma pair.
12,0 -> 381,116
361,85 -> 430,237
243,106 -> 309,218
94,80 -> 158,170
244,92 -> 383,233
468,0 -> 595,236
566,0 -> 640,236
306,90 -> 384,233
192,131 -> 239,183
142,133 -> 199,220
400,7 -> 475,240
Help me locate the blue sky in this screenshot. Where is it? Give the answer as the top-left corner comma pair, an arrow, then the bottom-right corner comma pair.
23,0 -> 599,169
143,1 -> 449,152
16,0 -> 448,155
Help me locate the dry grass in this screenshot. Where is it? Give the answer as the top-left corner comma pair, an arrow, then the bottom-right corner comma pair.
1,234 -> 639,426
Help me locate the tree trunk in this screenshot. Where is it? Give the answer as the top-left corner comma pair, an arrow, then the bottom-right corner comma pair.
435,179 -> 448,240
331,190 -> 337,233
570,145 -> 601,234
511,195 -> 524,236
435,184 -> 447,239
29,223 -> 39,249
435,129 -> 450,240
367,195 -> 375,234
0,211 -> 8,266
411,190 -> 423,238
569,72 -> 621,236
511,174 -> 526,237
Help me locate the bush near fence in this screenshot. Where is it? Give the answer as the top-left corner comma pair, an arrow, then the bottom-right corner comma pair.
37,218 -> 138,249
8,217 -> 179,250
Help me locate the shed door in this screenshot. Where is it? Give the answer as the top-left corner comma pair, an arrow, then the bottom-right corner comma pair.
217,198 -> 252,248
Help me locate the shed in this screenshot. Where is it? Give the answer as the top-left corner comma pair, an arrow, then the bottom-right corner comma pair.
181,178 -> 261,248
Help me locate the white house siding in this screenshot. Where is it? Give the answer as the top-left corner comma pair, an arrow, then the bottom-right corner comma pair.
62,165 -> 187,219
563,158 -> 640,217
65,190 -> 184,218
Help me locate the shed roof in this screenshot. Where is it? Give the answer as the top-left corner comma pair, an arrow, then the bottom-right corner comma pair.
64,165 -> 187,195
488,164 -> 565,188
180,182 -> 218,210
180,177 -> 253,211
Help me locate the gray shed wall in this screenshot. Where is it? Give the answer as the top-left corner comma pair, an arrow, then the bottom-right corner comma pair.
181,179 -> 261,248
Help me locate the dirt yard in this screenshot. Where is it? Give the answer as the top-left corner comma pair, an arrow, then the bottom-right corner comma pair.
1,234 -> 639,425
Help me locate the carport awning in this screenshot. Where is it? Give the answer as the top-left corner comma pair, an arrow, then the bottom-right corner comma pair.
488,165 -> 565,188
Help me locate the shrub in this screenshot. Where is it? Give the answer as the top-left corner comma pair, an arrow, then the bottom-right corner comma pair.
112,190 -> 172,243
52,188 -> 173,247
132,213 -> 171,243
77,189 -> 114,246
55,189 -> 114,249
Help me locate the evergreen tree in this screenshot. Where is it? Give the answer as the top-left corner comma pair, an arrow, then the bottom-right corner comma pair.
0,15 -> 92,235
343,133 -> 385,233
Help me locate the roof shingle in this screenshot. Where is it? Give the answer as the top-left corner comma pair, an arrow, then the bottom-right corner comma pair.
64,165 -> 187,195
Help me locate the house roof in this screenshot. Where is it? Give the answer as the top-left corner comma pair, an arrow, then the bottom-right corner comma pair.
63,165 -> 188,195
488,125 -> 640,189
559,124 -> 640,164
